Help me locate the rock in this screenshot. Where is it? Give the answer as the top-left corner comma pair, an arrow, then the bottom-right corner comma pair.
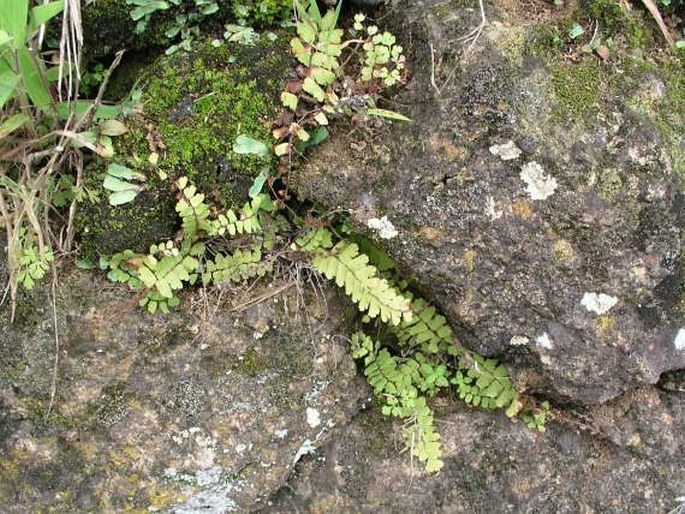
292,0 -> 685,405
269,385 -> 685,513
0,270 -> 366,511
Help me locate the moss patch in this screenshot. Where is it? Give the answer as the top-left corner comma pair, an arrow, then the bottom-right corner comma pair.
75,37 -> 293,259
550,59 -> 604,122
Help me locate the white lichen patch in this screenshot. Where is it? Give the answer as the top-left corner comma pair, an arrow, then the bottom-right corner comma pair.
520,161 -> 558,200
366,216 -> 398,239
306,407 -> 321,428
509,335 -> 529,346
536,332 -> 554,350
675,329 -> 685,351
489,140 -> 522,160
274,429 -> 288,439
581,292 -> 618,315
486,196 -> 503,220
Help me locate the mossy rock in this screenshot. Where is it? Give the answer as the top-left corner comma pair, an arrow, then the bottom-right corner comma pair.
81,0 -> 292,62
75,36 -> 292,260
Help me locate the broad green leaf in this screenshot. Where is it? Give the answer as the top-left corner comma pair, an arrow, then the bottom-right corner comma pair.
56,101 -> 121,121
108,189 -> 139,206
290,37 -> 311,66
107,163 -> 145,180
0,70 -> 19,109
103,175 -> 137,192
233,134 -> 270,157
130,1 -> 169,20
0,112 -> 28,137
0,0 -> 27,47
367,108 -> 412,122
29,1 -> 64,33
18,47 -> 52,109
297,20 -> 317,44
305,126 -> 328,148
248,167 -> 269,199
98,135 -> 114,158
281,91 -> 298,110
99,119 -> 128,136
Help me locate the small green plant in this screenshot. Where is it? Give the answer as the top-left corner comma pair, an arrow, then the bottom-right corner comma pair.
351,13 -> 405,87
521,400 -> 551,432
127,0 -> 290,54
273,0 -> 409,172
103,163 -> 146,206
102,176 -> 276,313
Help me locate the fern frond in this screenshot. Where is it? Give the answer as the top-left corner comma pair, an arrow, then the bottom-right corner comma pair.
202,246 -> 272,286
403,397 -> 444,473
351,333 -> 444,473
312,241 -> 411,325
210,194 -> 274,237
395,297 -> 461,356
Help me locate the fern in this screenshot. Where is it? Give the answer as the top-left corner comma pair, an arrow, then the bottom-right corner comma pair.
295,227 -> 333,252
16,242 -> 54,290
352,332 -> 444,473
209,194 -> 274,237
451,353 -> 519,414
312,241 -> 411,325
202,246 -> 272,285
136,239 -> 202,299
176,177 -> 212,239
394,296 -> 461,356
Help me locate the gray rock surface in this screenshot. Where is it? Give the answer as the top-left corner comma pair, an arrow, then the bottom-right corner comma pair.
293,0 -> 685,405
269,385 -> 685,513
0,270 -> 365,511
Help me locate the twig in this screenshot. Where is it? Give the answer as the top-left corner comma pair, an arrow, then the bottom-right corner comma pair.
45,271 -> 61,419
640,0 -> 675,48
459,0 -> 487,53
429,43 -> 441,97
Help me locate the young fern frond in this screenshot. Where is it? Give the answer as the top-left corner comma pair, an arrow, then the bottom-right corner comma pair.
312,241 -> 411,325
176,177 -> 212,240
137,248 -> 200,299
351,332 -> 444,473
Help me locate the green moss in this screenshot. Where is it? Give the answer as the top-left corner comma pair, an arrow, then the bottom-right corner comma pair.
550,60 -> 604,122
140,40 -> 285,208
233,348 -> 269,376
